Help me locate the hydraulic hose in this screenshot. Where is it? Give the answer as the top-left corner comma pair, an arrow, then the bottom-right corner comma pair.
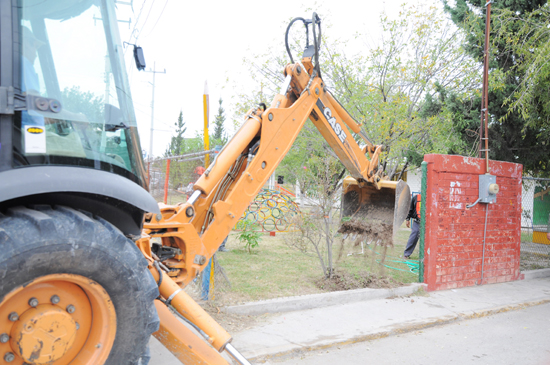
284,12 -> 322,75
285,17 -> 308,64
311,12 -> 322,78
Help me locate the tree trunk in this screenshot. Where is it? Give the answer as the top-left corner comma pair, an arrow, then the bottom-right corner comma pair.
325,209 -> 333,278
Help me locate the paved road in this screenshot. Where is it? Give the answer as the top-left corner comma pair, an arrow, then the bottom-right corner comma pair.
265,303 -> 550,365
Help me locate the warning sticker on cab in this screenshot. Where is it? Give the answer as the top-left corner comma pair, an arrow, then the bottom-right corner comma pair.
25,125 -> 46,154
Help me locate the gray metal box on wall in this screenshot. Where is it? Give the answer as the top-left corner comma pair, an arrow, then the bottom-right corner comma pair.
479,174 -> 499,204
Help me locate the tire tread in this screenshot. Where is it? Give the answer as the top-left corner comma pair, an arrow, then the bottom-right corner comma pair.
0,205 -> 159,365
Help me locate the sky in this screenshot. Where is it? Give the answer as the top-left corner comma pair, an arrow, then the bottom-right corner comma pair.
114,0 -> 441,158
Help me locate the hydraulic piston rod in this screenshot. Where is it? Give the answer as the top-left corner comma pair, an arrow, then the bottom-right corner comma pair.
225,343 -> 252,365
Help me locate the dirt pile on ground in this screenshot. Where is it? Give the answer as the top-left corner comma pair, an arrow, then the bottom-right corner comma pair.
315,270 -> 402,291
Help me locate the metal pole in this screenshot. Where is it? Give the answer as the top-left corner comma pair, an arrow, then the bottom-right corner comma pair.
150,63 -> 156,159
480,1 -> 492,173
419,161 -> 428,283
147,161 -> 151,187
164,158 -> 171,204
479,203 -> 489,285
145,62 -> 166,159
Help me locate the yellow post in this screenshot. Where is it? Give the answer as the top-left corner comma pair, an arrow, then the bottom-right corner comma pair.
203,81 -> 210,168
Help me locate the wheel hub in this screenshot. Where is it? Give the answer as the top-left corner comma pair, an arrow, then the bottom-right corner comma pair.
11,305 -> 77,364
0,274 -> 116,365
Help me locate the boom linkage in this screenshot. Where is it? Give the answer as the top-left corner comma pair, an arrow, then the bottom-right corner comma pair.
137,54 -> 395,364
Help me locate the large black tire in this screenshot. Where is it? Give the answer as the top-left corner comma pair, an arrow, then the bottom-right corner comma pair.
0,205 -> 159,365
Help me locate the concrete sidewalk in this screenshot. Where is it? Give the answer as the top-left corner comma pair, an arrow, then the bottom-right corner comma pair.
149,270 -> 550,364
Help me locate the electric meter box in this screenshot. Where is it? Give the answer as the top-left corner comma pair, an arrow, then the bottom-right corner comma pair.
479,174 -> 498,204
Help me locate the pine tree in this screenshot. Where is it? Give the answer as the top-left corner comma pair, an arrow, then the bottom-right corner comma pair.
212,97 -> 226,144
165,111 -> 186,157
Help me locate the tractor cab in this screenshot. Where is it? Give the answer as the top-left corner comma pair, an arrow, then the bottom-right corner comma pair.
0,0 -> 158,234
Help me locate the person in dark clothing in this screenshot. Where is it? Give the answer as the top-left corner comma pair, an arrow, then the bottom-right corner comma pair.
404,193 -> 421,259
218,236 -> 229,252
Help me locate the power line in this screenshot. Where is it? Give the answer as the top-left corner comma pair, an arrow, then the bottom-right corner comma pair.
142,0 -> 169,39
134,109 -> 175,130
144,62 -> 167,158
134,0 -> 157,44
126,0 -> 148,50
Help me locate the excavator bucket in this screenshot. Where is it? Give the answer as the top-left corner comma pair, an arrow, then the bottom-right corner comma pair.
341,177 -> 411,236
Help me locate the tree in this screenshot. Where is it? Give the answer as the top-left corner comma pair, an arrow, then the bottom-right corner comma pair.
443,0 -> 550,175
61,86 -> 104,123
164,111 -> 186,157
492,5 -> 550,136
162,111 -> 187,190
211,97 -> 227,145
287,156 -> 343,278
332,4 -> 479,174
233,3 -> 479,180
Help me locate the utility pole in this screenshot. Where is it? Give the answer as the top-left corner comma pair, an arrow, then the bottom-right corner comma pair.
145,62 -> 166,159
479,0 -> 492,174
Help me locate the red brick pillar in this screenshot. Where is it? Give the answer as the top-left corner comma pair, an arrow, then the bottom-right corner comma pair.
423,154 -> 523,291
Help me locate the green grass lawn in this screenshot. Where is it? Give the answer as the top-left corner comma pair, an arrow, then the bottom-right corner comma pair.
209,225 -> 420,305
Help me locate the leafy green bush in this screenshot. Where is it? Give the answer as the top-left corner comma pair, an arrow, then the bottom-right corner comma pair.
236,223 -> 262,253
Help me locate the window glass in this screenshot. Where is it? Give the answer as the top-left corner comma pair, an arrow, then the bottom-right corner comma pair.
15,0 -> 145,186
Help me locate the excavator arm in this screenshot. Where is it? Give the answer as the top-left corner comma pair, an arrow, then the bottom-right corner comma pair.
138,13 -> 410,364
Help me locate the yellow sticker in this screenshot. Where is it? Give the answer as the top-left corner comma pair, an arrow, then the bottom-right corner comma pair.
27,127 -> 44,134
25,125 -> 46,154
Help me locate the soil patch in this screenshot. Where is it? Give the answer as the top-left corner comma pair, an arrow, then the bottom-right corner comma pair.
314,270 -> 402,292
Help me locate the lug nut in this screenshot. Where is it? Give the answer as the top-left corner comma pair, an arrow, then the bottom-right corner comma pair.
66,305 -> 75,314
4,352 -> 15,362
8,312 -> 18,322
28,297 -> 39,307
0,334 -> 9,343
75,322 -> 80,330
50,295 -> 60,304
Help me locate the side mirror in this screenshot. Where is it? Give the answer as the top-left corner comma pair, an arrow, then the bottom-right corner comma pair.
133,45 -> 146,71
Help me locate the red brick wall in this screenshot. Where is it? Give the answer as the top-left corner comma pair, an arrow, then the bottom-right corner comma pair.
423,154 -> 523,291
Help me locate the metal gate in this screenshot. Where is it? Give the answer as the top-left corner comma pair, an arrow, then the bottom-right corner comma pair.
521,177 -> 550,271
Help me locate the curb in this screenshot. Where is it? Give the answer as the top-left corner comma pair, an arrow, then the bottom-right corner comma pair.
224,271 -> 549,316
522,268 -> 550,280
249,298 -> 550,363
251,315 -> 459,363
223,283 -> 427,315
459,299 -> 550,320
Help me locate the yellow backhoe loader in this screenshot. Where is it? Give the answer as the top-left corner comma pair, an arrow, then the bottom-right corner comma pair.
0,2 -> 409,364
